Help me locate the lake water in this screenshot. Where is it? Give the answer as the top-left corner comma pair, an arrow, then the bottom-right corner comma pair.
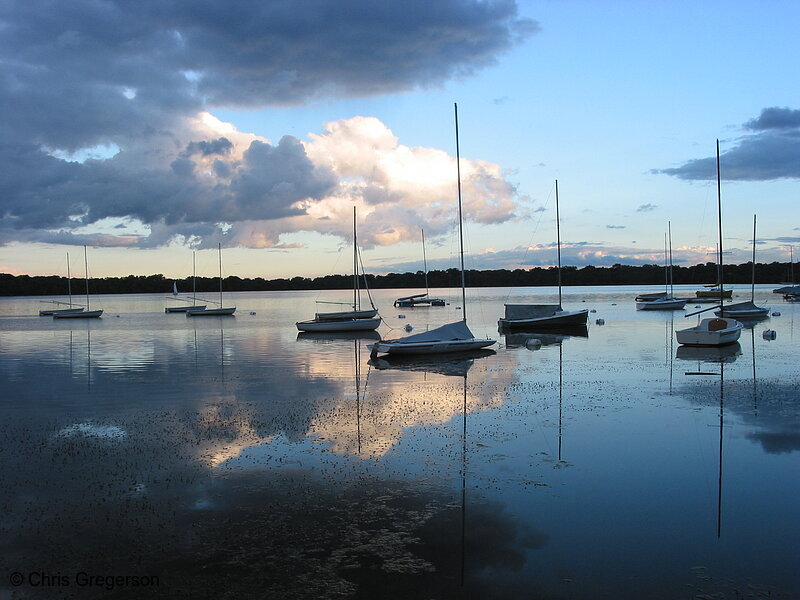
1,285 -> 798,599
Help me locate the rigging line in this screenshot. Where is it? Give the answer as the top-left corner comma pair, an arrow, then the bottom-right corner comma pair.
503,183 -> 554,304
357,245 -> 377,311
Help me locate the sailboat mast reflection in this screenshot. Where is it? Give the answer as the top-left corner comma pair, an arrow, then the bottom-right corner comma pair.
355,338 -> 362,456
558,343 -> 563,461
460,371 -> 467,586
751,326 -> 757,415
717,360 -> 725,538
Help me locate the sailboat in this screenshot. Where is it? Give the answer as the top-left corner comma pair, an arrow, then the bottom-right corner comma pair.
394,228 -> 446,307
39,252 -> 86,316
186,244 -> 235,316
636,223 -> 687,310
370,103 -> 495,357
715,215 -> 769,320
296,207 -> 381,332
497,180 -> 589,328
165,252 -> 207,313
676,141 -> 742,346
52,246 -> 103,319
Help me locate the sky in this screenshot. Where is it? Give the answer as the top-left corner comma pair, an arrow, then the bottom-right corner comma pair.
1,0 -> 799,281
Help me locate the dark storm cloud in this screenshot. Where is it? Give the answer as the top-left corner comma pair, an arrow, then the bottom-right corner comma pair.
744,107 -> 800,130
0,136 -> 335,234
0,0 -> 536,245
184,138 -> 234,157
655,107 -> 800,181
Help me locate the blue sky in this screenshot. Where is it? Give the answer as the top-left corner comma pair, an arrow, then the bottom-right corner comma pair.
1,0 -> 798,280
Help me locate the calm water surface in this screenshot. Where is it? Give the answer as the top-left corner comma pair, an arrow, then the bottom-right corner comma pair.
1,285 -> 798,599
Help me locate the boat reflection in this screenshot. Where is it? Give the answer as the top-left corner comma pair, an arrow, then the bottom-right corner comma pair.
369,348 -> 494,376
296,330 -> 381,342
502,324 -> 588,350
676,343 -> 742,365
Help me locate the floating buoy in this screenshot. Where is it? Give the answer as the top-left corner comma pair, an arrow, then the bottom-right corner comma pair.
590,309 -> 597,313
595,318 -> 605,325
610,303 -> 617,306
398,314 -> 406,319
771,311 -> 781,316
524,338 -> 542,350
762,329 -> 777,340
249,311 -> 256,315
404,324 -> 413,332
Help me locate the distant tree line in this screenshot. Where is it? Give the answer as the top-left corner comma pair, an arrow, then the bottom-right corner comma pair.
1,261 -> 795,297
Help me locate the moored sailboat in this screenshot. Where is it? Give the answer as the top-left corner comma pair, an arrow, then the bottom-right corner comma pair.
52,246 -> 103,319
187,244 -> 235,316
498,180 -> 589,328
394,229 -> 446,307
40,252 -> 86,316
636,223 -> 687,310
166,251 -> 207,313
370,103 -> 495,357
296,207 -> 381,332
676,141 -> 742,346
714,214 -> 769,320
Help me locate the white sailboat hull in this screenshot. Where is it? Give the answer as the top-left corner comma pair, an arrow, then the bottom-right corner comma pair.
676,317 -> 743,346
53,309 -> 103,319
296,317 -> 381,332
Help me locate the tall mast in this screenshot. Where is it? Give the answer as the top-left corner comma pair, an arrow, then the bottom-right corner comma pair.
716,140 -> 724,313
454,103 -> 466,321
751,214 -> 757,302
664,232 -> 668,293
83,245 -> 90,310
192,251 -> 197,304
66,252 -> 72,308
218,243 -> 223,306
422,228 -> 429,297
668,221 -> 674,296
555,180 -> 562,308
353,206 -> 359,311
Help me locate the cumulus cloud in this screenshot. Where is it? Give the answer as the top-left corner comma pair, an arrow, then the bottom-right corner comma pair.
655,106 -> 800,181
0,0 -> 535,250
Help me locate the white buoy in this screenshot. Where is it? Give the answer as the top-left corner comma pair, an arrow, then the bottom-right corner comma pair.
524,338 -> 542,350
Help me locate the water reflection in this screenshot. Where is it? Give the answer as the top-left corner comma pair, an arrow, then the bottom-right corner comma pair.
502,324 -> 588,349
1,289 -> 798,598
